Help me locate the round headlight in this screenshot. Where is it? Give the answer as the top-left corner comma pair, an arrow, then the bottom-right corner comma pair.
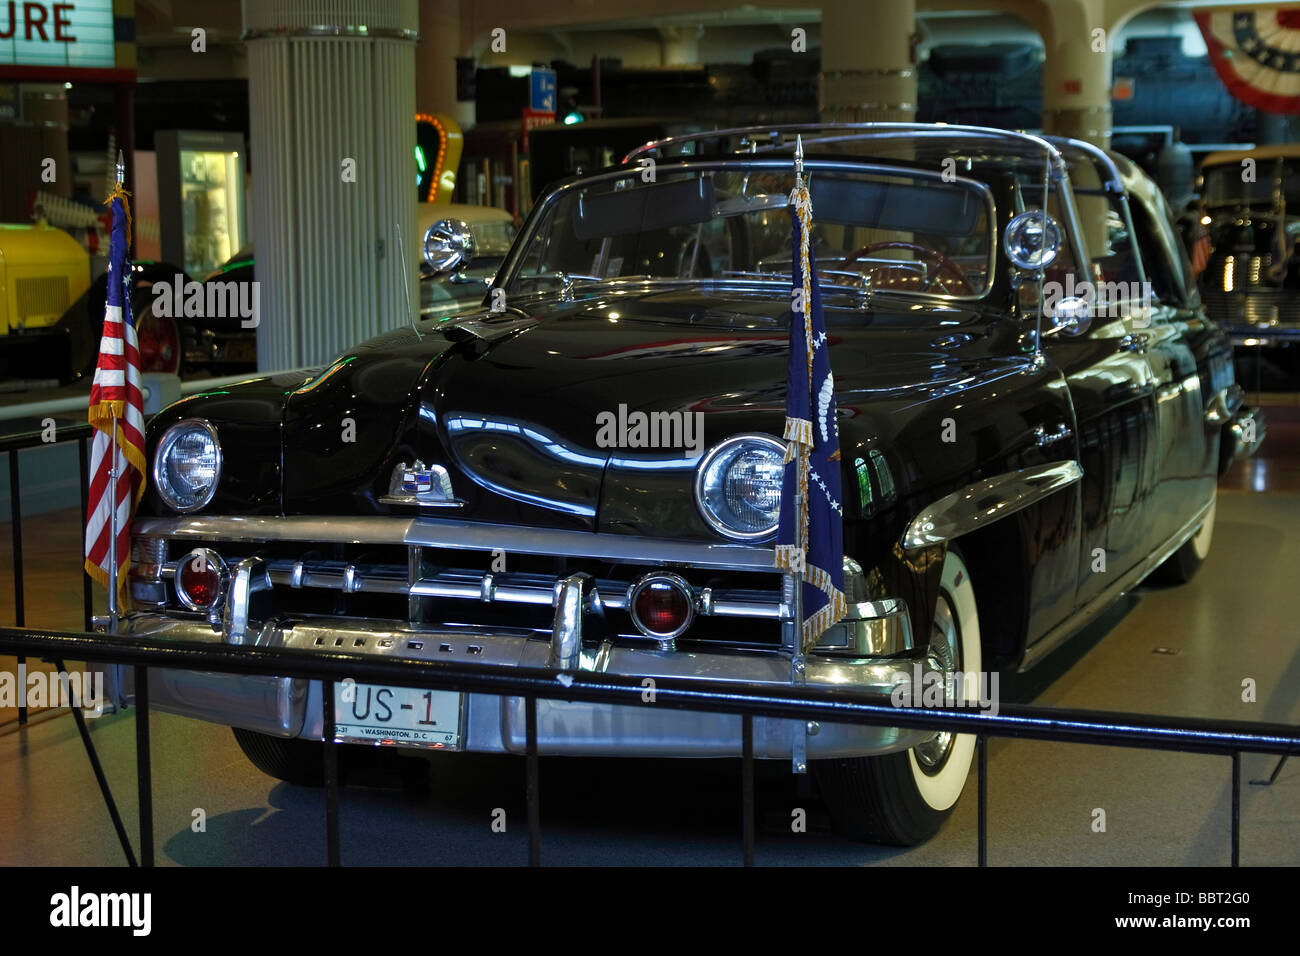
153,419 -> 222,513
694,434 -> 785,540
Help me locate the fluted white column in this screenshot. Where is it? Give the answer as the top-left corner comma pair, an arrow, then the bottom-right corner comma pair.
243,0 -> 418,371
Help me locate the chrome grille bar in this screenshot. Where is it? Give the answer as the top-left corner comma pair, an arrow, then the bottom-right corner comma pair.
135,514 -> 777,572
162,557 -> 785,621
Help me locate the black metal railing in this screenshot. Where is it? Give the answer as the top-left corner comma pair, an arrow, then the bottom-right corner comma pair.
1,420 -> 95,726
0,624 -> 1295,867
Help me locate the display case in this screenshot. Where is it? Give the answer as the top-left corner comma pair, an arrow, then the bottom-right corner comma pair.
155,130 -> 247,278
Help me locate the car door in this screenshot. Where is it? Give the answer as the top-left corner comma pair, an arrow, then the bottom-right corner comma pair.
1123,178 -> 1218,548
1036,181 -> 1158,609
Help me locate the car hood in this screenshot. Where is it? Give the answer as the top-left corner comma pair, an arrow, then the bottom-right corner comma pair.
278,289 -> 1018,530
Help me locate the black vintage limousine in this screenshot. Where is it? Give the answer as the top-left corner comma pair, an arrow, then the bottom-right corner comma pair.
119,124 -> 1262,846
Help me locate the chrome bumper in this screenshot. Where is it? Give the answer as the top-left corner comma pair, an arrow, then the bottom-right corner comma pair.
117,608 -> 935,759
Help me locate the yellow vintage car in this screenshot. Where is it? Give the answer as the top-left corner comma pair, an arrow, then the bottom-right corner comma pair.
0,221 -> 91,381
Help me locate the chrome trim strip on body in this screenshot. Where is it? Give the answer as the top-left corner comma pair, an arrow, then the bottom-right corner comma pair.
901,460 -> 1085,553
134,515 -> 777,572
1019,496 -> 1215,671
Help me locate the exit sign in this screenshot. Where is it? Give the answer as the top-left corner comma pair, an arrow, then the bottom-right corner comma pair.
0,0 -> 117,69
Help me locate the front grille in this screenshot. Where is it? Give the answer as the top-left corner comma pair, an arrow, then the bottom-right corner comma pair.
15,276 -> 70,323
146,538 -> 785,650
1203,287 -> 1300,329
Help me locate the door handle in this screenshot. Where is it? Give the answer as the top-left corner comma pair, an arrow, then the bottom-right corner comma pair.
1118,333 -> 1149,353
1033,422 -> 1073,447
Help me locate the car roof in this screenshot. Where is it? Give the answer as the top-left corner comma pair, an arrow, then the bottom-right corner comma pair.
1201,143 -> 1300,167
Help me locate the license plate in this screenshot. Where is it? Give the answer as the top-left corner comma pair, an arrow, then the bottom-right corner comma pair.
332,682 -> 461,750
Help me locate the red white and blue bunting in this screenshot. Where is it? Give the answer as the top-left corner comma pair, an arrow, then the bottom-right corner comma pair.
1197,8 -> 1300,114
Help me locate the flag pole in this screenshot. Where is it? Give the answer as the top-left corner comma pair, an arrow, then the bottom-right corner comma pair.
791,134 -> 807,665
790,135 -> 809,773
106,149 -> 125,632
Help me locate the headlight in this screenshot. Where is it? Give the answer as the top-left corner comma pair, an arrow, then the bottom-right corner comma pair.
694,434 -> 785,540
153,419 -> 222,513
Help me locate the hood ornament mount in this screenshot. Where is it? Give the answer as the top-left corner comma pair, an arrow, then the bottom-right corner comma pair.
379,460 -> 464,508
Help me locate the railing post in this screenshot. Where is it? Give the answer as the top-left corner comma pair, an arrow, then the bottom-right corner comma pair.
322,679 -> 341,867
8,449 -> 25,724
977,735 -> 988,867
742,713 -> 755,866
78,436 -> 93,632
1231,751 -> 1240,867
526,695 -> 541,866
55,657 -> 136,866
134,665 -> 153,866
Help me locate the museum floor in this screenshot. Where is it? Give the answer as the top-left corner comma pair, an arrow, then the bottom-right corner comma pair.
1,407 -> 1297,866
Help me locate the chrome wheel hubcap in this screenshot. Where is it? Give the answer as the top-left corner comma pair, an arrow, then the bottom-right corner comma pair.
914,593 -> 961,774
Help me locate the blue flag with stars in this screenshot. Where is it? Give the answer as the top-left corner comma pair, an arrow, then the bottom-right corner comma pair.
774,179 -> 847,652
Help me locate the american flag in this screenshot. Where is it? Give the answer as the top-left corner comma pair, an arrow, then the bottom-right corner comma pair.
774,159 -> 847,652
1268,195 -> 1291,282
1191,233 -> 1212,277
84,184 -> 147,605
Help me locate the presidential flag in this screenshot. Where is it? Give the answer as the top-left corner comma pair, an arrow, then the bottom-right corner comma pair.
774,172 -> 847,652
84,183 -> 146,605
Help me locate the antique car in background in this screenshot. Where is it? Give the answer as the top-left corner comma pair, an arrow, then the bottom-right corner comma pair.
0,219 -> 93,384
121,124 -> 1260,846
180,204 -> 517,373
415,202 -> 516,320
1197,144 -> 1300,390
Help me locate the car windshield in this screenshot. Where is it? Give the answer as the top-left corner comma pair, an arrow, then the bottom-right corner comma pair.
469,220 -> 516,257
504,164 -> 995,300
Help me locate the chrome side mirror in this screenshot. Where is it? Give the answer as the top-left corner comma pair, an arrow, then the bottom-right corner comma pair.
423,218 -> 475,275
1004,210 -> 1061,271
1047,294 -> 1092,336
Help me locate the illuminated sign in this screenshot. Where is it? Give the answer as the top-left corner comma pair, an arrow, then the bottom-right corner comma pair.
0,0 -> 116,69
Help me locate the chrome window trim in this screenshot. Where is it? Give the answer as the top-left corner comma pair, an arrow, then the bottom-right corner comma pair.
1043,135 -> 1150,292
623,122 -> 1071,177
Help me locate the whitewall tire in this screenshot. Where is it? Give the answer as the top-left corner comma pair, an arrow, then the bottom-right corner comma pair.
812,548 -> 982,845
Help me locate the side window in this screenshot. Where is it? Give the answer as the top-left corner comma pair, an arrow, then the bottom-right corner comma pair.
1128,196 -> 1193,308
